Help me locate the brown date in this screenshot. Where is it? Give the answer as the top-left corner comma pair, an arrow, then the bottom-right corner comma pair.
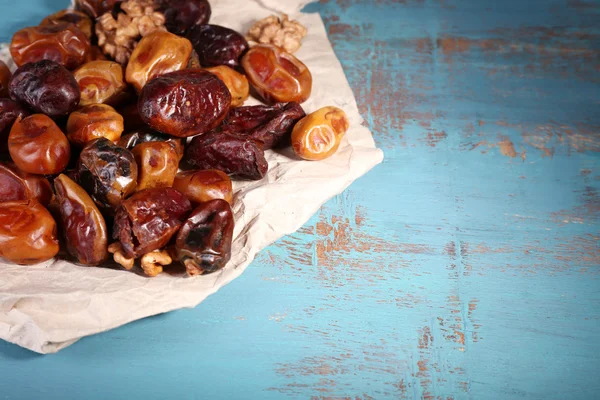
76,138 -> 138,213
113,187 -> 191,258
159,0 -> 211,36
126,31 -> 193,93
75,0 -> 118,18
242,44 -> 312,104
0,99 -> 30,154
40,9 -> 94,39
184,131 -> 268,180
0,200 -> 59,265
0,61 -> 11,98
132,141 -> 179,191
74,61 -> 128,107
175,199 -> 234,276
206,66 -> 249,107
119,128 -> 185,160
219,102 -> 305,149
67,104 -> 124,147
187,24 -> 248,69
291,106 -> 349,161
0,162 -> 53,205
9,114 -> 71,175
10,22 -> 91,69
138,69 -> 231,138
9,60 -> 81,117
173,169 -> 233,206
54,174 -> 108,265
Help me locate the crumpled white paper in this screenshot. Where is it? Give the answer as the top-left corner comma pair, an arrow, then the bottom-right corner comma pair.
0,0 -> 383,354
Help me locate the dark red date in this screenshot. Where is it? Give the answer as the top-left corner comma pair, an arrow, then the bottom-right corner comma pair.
184,131 -> 268,180
75,0 -> 118,18
138,69 -> 231,138
113,187 -> 191,258
159,0 -> 211,36
9,60 -> 81,117
0,99 -> 30,154
186,24 -> 248,69
0,61 -> 11,98
176,199 -> 234,276
0,162 -> 53,205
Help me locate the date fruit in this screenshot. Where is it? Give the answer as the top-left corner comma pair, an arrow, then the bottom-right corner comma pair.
242,44 -> 312,104
75,0 -> 118,18
176,199 -> 234,276
184,131 -> 268,180
173,169 -> 233,205
74,61 -> 128,106
67,104 -> 124,147
126,31 -> 194,93
9,60 -> 81,117
9,114 -> 71,175
138,69 -> 231,137
76,138 -> 138,213
40,9 -> 94,39
291,106 -> 349,161
132,141 -> 179,191
0,99 -> 29,154
54,174 -> 108,265
119,128 -> 185,160
10,23 -> 91,69
0,162 -> 53,205
113,187 -> 191,258
159,0 -> 211,36
219,102 -> 305,149
0,61 -> 11,98
206,65 -> 249,107
187,24 -> 248,69
0,200 -> 59,265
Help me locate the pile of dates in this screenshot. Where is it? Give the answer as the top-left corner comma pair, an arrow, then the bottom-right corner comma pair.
0,0 -> 349,277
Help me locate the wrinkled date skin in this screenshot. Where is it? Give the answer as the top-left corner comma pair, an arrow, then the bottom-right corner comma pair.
119,128 -> 185,160
220,102 -> 305,149
206,65 -> 249,107
173,169 -> 233,206
9,60 -> 81,117
40,9 -> 94,39
0,99 -> 30,154
9,114 -> 71,175
175,199 -> 234,276
159,0 -> 211,36
291,106 -> 350,161
113,188 -> 191,258
0,162 -> 53,205
132,141 -> 179,191
10,22 -> 91,69
67,104 -> 124,147
54,174 -> 108,265
138,69 -> 231,137
242,44 -> 312,104
187,24 -> 248,69
0,200 -> 59,265
0,61 -> 11,98
74,61 -> 128,106
76,138 -> 138,213
184,131 -> 268,180
75,0 -> 118,18
126,31 -> 193,93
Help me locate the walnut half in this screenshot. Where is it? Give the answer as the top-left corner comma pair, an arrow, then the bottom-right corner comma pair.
108,242 -> 134,270
140,249 -> 172,277
246,14 -> 307,53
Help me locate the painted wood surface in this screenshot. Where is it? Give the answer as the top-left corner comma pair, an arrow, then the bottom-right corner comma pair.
0,0 -> 599,399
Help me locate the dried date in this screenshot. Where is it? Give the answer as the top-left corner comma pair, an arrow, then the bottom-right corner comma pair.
206,65 -> 249,107
186,24 -> 248,69
113,187 -> 191,258
9,60 -> 81,117
291,106 -> 349,161
138,69 -> 231,137
118,128 -> 185,160
0,162 -> 53,205
66,104 -> 124,147
132,141 -> 179,191
76,138 -> 138,213
54,174 -> 108,265
0,99 -> 29,154
74,61 -> 128,106
159,0 -> 211,36
173,169 -> 233,205
176,199 -> 234,276
0,200 -> 59,265
40,9 -> 94,39
0,61 -> 11,98
75,0 -> 118,18
184,131 -> 268,180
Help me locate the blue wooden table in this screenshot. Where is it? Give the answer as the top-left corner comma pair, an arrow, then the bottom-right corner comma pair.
1,0 -> 599,398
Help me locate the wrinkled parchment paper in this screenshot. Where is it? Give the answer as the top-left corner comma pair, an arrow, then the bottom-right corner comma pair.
0,0 -> 383,354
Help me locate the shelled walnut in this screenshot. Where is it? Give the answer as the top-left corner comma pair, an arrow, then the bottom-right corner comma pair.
96,0 -> 166,64
246,14 -> 307,53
